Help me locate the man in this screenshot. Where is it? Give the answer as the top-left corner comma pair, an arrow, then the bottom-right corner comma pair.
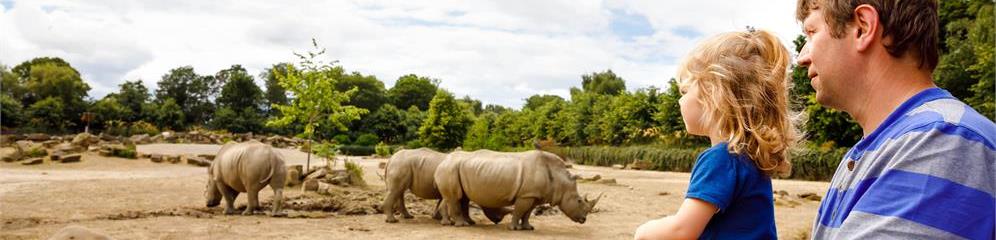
796,0 -> 995,239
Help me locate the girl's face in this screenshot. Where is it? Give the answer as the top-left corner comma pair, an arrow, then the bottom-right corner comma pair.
678,82 -> 707,137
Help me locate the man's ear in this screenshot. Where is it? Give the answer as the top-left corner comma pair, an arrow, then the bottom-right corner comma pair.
853,4 -> 880,52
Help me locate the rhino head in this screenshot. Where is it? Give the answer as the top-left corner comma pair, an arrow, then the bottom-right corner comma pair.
205,166 -> 221,207
557,175 -> 602,224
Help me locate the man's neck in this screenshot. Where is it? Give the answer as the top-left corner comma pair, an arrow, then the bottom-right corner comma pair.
847,60 -> 936,137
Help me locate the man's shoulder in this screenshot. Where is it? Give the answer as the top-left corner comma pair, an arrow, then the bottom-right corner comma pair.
894,97 -> 995,149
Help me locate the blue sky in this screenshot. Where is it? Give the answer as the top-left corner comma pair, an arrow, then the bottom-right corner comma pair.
0,0 -> 802,108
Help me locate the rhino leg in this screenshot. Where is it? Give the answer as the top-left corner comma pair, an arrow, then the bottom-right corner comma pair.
432,200 -> 443,220
243,186 -> 262,216
269,187 -> 286,217
460,197 -> 476,226
443,197 -> 474,226
382,184 -> 408,223
482,207 -> 511,224
509,198 -> 538,231
398,198 -> 414,219
217,182 -> 239,215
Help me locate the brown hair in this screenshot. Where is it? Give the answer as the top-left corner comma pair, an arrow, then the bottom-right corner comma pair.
796,0 -> 939,70
677,29 -> 800,178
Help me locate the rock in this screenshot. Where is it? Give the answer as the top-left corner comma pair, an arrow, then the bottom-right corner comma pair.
129,134 -> 151,144
594,178 -> 617,185
72,133 -> 98,147
150,154 -> 164,163
577,174 -> 602,183
186,156 -> 211,167
48,225 -> 114,240
317,181 -> 333,193
15,140 -> 46,159
798,192 -> 822,201
658,192 -> 670,196
0,134 -> 15,147
60,154 -> 82,163
41,140 -> 60,148
378,161 -> 387,169
611,164 -> 625,170
25,133 -> 50,141
98,149 -> 113,157
626,159 -> 653,170
305,168 -> 328,180
197,154 -> 215,161
166,155 -> 180,163
288,165 -> 303,175
302,178 -> 319,191
285,169 -> 302,187
21,157 -> 43,165
775,190 -> 789,197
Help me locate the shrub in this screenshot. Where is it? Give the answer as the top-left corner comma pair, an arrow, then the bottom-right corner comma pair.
354,133 -> 379,146
375,142 -> 392,157
344,159 -> 366,187
332,134 -> 351,145
337,145 -> 375,156
129,121 -> 160,136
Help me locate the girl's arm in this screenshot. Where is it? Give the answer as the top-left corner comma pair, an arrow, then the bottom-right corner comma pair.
634,198 -> 718,240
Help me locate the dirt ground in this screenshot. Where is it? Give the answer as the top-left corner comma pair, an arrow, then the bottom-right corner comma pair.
0,144 -> 828,239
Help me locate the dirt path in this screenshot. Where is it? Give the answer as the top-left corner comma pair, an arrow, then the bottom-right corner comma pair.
0,144 -> 827,239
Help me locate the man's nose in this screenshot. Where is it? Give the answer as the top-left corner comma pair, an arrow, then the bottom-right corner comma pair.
796,42 -> 812,66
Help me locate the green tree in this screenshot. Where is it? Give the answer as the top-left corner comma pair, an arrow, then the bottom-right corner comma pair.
89,95 -> 132,130
115,80 -> 150,122
0,65 -> 26,101
418,89 -> 473,150
14,58 -> 90,131
25,97 -> 67,132
212,65 -> 265,133
337,72 -> 388,111
523,94 -> 565,111
266,39 -> 367,171
261,63 -> 291,114
581,69 -> 626,95
388,74 -> 438,110
458,96 -> 483,116
935,0 -> 994,120
463,112 -> 507,150
155,98 -> 185,131
155,66 -> 217,128
1,94 -> 24,128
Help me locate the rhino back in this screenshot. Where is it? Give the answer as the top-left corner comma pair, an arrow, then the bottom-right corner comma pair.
458,151 -> 554,208
214,142 -> 280,192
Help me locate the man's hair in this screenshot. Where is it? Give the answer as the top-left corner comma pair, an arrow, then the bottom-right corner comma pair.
796,0 -> 939,70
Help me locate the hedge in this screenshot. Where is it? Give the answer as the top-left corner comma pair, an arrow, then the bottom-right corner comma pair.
563,144 -> 847,181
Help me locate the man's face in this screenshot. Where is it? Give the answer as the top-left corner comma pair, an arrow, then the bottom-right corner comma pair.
797,9 -> 858,110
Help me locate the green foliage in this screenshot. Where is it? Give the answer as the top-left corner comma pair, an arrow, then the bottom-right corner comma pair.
935,0 -> 994,120
115,80 -> 150,122
354,133 -> 379,146
337,72 -> 388,111
25,147 -> 47,158
358,104 -> 421,144
155,98 -> 185,131
26,97 -> 68,132
564,145 -> 702,172
388,74 -> 438,110
155,66 -> 218,127
266,39 -> 367,141
112,145 -> 138,159
338,145 -> 376,156
789,144 -> 848,181
90,95 -> 132,130
462,112 -> 508,151
581,69 -> 626,96
418,89 -> 473,150
1,93 -> 24,128
212,65 -> 265,133
333,134 -> 351,145
344,159 -> 366,187
129,120 -> 160,136
790,35 -> 862,146
14,58 -> 89,132
375,142 -> 392,157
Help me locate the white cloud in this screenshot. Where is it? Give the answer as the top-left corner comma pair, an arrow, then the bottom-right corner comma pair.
0,0 -> 802,108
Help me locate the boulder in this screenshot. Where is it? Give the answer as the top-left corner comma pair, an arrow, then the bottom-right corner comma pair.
197,154 -> 215,161
149,154 -> 164,163
798,192 -> 822,201
72,133 -> 98,147
302,178 -> 319,191
611,164 -> 625,170
186,156 -> 211,167
25,133 -> 50,141
60,154 -> 82,163
129,134 -> 151,144
305,168 -> 328,180
16,140 -> 46,159
54,143 -> 83,154
0,134 -> 15,147
285,169 -> 302,187
21,157 -> 43,165
626,159 -> 653,170
166,155 -> 180,164
594,178 -> 617,185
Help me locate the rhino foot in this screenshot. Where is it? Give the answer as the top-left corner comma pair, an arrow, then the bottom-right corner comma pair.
509,224 -> 534,231
454,221 -> 472,227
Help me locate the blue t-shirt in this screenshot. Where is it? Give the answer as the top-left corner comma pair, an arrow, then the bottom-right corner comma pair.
687,142 -> 777,240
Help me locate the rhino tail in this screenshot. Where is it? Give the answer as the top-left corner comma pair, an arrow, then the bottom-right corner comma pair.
259,149 -> 277,185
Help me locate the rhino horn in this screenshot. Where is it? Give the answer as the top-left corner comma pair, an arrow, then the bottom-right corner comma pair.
589,192 -> 604,208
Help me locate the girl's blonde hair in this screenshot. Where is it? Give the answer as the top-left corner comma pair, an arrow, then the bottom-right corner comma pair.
676,29 -> 800,178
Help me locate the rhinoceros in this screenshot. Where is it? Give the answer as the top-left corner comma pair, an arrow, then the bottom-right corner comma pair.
382,148 -> 510,223
205,140 -> 287,216
434,149 -> 601,230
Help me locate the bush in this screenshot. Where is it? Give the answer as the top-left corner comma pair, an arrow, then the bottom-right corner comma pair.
129,121 -> 159,136
112,144 -> 137,159
565,144 -> 848,181
332,134 -> 351,145
404,139 -> 425,149
563,145 -> 702,172
337,145 -> 375,156
375,142 -> 392,157
25,147 -> 47,158
104,120 -> 129,136
354,133 -> 379,146
344,159 -> 366,187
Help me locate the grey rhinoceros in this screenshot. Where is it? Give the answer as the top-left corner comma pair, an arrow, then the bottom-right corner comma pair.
205,140 -> 287,217
382,148 -> 510,223
434,149 -> 601,230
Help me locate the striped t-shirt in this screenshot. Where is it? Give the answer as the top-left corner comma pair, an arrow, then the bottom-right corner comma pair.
811,88 -> 995,240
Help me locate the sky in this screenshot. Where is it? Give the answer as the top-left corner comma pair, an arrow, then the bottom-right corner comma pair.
0,0 -> 804,108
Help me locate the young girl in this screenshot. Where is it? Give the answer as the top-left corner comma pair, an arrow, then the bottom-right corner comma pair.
634,29 -> 798,240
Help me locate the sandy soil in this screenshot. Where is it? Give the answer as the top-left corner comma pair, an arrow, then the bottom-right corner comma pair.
0,144 -> 827,239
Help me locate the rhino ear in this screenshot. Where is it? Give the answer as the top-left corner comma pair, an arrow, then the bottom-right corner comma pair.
533,141 -> 542,150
